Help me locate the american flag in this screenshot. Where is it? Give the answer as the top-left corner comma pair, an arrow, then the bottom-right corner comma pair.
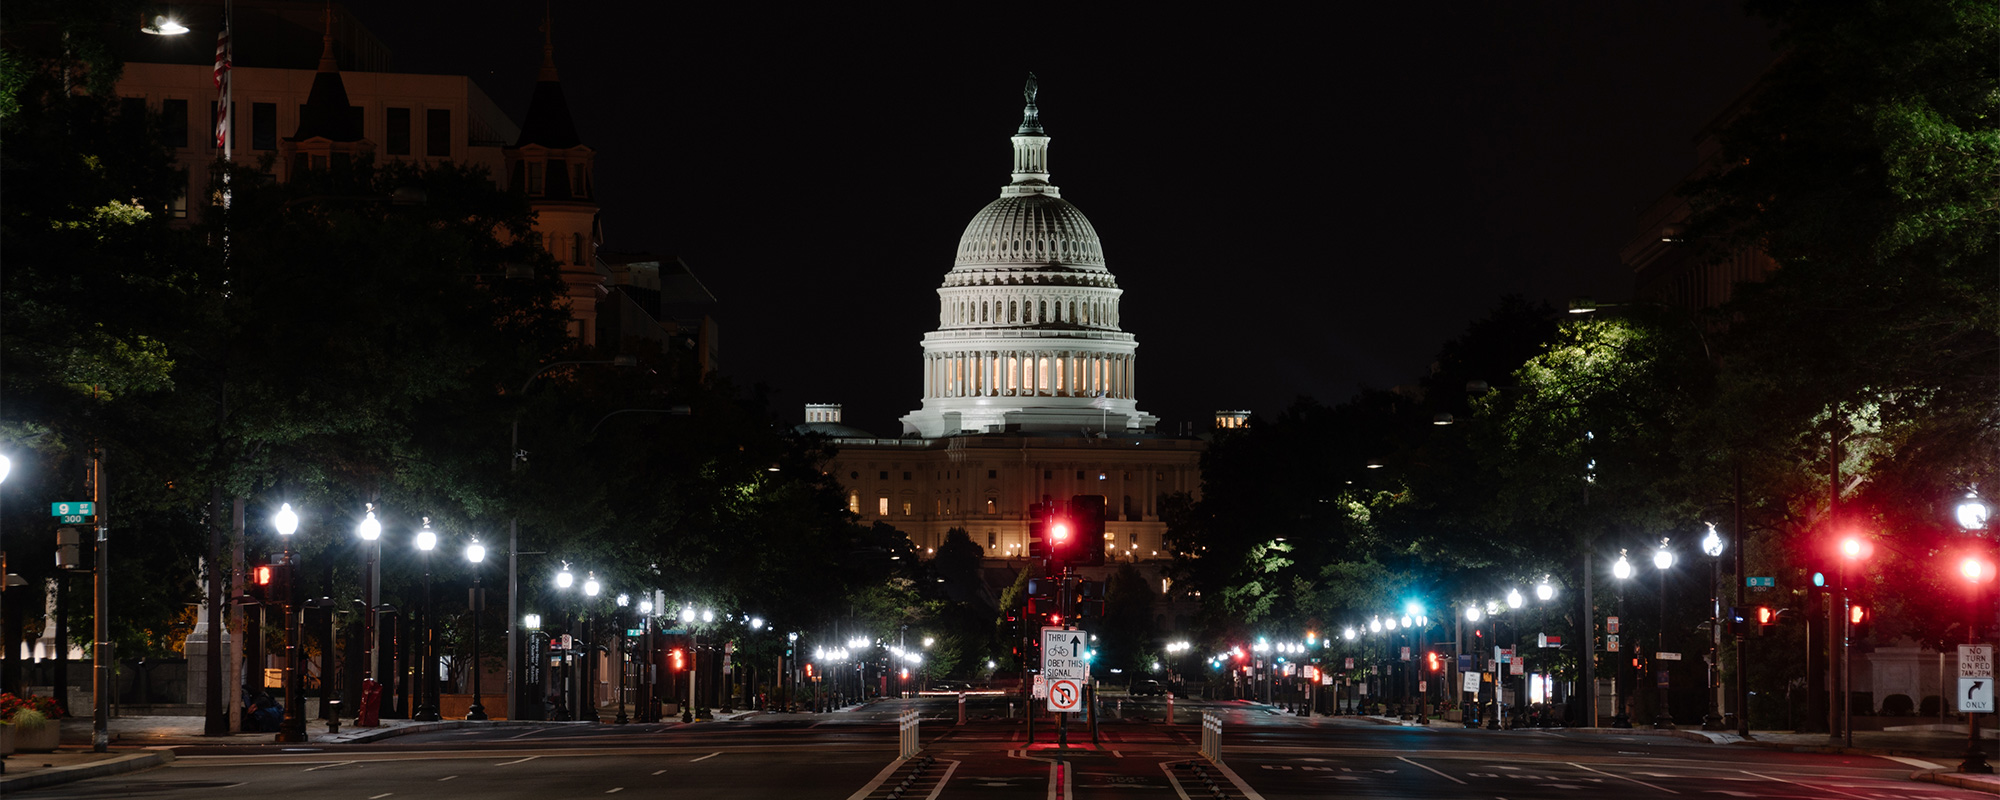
213,28 -> 231,149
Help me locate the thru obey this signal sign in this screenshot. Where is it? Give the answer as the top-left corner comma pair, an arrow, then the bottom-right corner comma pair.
1041,626 -> 1089,712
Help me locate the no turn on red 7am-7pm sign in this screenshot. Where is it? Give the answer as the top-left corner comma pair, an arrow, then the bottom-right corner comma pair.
1042,627 -> 1089,712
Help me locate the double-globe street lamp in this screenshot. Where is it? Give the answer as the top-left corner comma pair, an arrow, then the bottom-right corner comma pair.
272,503 -> 307,742
1653,538 -> 1676,729
1611,550 -> 1635,728
1958,491 -> 1993,774
466,537 -> 488,720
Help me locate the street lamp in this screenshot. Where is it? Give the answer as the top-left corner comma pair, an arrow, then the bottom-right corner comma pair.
1962,492 -> 1992,532
614,593 -> 631,724
1652,539 -> 1675,729
1700,524 -> 1727,730
354,506 -> 384,724
1836,534 -> 1872,747
412,519 -> 441,721
272,503 -> 307,742
465,537 -> 489,721
1611,550 -> 1633,728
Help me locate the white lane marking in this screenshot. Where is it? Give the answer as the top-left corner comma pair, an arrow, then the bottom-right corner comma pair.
496,755 -> 541,766
652,769 -> 667,775
923,760 -> 959,800
842,756 -> 909,800
690,752 -> 721,762
369,794 -> 393,799
1882,755 -> 1944,770
1110,749 -> 1124,758
1571,762 -> 1675,794
1397,756 -> 1466,785
1159,761 -> 1196,800
303,761 -> 356,771
1740,770 -> 1877,800
606,789 -> 623,794
505,728 -> 546,740
1047,762 -> 1061,800
438,775 -> 457,781
1207,759 -> 1269,800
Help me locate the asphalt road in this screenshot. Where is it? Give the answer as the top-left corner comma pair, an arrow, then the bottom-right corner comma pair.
15,697 -> 1991,799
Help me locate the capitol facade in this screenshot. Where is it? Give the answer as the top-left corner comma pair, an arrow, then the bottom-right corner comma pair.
804,77 -> 1204,569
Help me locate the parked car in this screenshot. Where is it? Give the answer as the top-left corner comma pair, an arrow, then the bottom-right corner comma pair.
1131,679 -> 1169,697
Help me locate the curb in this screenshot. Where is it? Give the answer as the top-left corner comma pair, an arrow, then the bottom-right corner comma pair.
0,749 -> 175,792
1727,738 -> 1968,759
1913,768 -> 2000,795
317,719 -> 575,744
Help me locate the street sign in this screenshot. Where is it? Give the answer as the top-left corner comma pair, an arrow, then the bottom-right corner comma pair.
1345,657 -> 1355,669
1047,678 -> 1082,712
1607,616 -> 1620,634
1510,661 -> 1525,676
1656,671 -> 1671,688
1457,654 -> 1473,672
1461,671 -> 1481,693
1656,652 -> 1683,661
1400,646 -> 1410,661
625,628 -> 642,637
59,515 -> 85,524
1746,577 -> 1775,587
1963,678 -> 1994,713
1040,627 -> 1088,712
1961,644 -> 1994,679
51,502 -> 95,517
1418,681 -> 1427,692
1032,674 -> 1047,699
1538,633 -> 1564,648
1607,635 -> 1620,652
1495,646 -> 1513,664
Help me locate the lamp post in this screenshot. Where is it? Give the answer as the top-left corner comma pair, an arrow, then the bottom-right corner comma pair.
465,537 -> 488,720
1653,539 -> 1676,729
412,519 -> 441,721
1701,524 -> 1727,730
356,506 -> 382,722
1959,491 -> 1992,774
683,606 -> 700,722
1837,534 -> 1872,747
523,613 -> 546,720
273,503 -> 308,742
614,593 -> 631,724
1612,550 -> 1634,728
581,571 -> 601,722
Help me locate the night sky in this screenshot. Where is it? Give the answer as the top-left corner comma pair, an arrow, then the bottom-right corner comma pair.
343,1 -> 1776,435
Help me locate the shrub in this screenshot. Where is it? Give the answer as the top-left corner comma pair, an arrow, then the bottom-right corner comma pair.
0,693 -> 64,723
9,708 -> 49,732
1882,694 -> 1915,716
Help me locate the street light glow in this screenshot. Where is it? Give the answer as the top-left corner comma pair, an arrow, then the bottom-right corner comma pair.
1465,605 -> 1483,622
638,599 -> 653,614
1654,545 -> 1674,570
357,507 -> 381,540
681,606 -> 695,623
1613,552 -> 1633,580
1701,523 -> 1724,557
274,503 -> 299,536
1535,579 -> 1555,602
556,563 -> 574,589
415,519 -> 436,551
1506,588 -> 1524,609
465,537 -> 485,563
1958,492 -> 1989,531
583,572 -> 600,596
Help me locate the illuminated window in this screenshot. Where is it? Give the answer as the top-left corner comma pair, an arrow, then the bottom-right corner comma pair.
988,532 -> 997,547
848,493 -> 859,514
902,502 -> 913,516
1129,532 -> 1138,547
986,498 -> 997,514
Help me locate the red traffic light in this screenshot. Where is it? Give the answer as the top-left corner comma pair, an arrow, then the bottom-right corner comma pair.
1961,556 -> 1997,585
1048,613 -> 1063,626
1756,606 -> 1776,625
671,648 -> 686,671
1050,520 -> 1071,542
1425,651 -> 1441,672
1839,535 -> 1874,561
1850,605 -> 1867,625
253,565 -> 273,586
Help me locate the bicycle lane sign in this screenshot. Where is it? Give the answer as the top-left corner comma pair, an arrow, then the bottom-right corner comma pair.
1042,626 -> 1089,713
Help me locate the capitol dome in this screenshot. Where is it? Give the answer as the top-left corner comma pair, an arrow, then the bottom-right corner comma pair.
953,194 -> 1107,272
901,75 -> 1158,439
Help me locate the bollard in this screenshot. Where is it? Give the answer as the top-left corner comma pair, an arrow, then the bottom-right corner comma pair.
1166,695 -> 1174,726
958,692 -> 967,726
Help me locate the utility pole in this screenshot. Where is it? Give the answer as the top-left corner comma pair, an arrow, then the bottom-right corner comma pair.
1734,463 -> 1749,737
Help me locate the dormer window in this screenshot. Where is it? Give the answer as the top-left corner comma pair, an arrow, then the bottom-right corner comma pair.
527,162 -> 544,195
